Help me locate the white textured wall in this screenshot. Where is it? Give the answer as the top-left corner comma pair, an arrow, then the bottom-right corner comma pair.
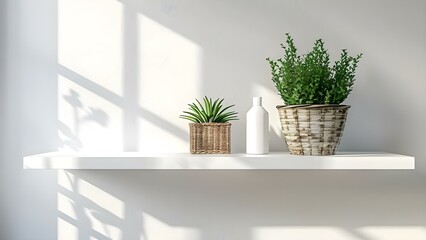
1,0 -> 426,239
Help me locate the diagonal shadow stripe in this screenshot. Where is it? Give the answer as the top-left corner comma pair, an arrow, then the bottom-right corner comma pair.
58,64 -> 124,106
58,212 -> 114,240
345,228 -> 375,240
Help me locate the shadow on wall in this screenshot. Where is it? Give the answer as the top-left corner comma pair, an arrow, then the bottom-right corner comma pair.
59,0 -> 426,160
57,64 -> 188,148
57,171 -> 147,240
56,0 -> 426,239
59,170 -> 426,240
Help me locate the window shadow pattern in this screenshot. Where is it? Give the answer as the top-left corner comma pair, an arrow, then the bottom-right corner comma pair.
57,0 -> 426,239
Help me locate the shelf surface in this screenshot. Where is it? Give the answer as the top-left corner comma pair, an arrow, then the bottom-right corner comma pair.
23,152 -> 415,170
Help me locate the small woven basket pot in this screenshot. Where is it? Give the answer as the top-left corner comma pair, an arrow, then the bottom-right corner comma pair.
277,104 -> 350,155
189,123 -> 231,154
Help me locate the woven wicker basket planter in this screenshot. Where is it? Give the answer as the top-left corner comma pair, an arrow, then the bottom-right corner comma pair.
189,123 -> 231,154
277,104 -> 350,155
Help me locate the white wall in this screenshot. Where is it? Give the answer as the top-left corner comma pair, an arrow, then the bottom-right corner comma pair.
0,0 -> 6,235
1,0 -> 58,239
1,0 -> 426,239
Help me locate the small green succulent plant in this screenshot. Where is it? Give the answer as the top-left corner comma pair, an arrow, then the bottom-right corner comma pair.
267,33 -> 362,105
180,97 -> 239,123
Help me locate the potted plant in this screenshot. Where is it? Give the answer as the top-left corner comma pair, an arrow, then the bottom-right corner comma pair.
180,97 -> 238,154
267,33 -> 362,155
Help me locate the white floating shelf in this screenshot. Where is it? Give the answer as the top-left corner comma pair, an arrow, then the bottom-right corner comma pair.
23,152 -> 414,170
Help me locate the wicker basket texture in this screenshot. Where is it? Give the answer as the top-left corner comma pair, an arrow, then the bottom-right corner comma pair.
277,105 -> 350,155
189,123 -> 231,154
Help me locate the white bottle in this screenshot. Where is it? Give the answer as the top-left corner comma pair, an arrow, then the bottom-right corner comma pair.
246,97 -> 269,154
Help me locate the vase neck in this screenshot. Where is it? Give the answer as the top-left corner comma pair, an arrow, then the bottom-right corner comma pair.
253,97 -> 262,106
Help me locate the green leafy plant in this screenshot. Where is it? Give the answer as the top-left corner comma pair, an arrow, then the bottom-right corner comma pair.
267,33 -> 362,105
180,97 -> 239,123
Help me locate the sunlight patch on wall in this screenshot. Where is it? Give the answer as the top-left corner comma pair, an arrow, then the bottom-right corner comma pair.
251,82 -> 282,125
358,226 -> 426,240
58,192 -> 77,220
58,76 -> 123,151
84,207 -> 122,240
69,172 -> 124,219
58,170 -> 75,192
252,227 -> 359,240
58,218 -> 79,240
58,0 -> 123,96
58,171 -> 125,240
250,82 -> 282,107
142,213 -> 200,240
137,14 -> 202,153
58,170 -> 125,224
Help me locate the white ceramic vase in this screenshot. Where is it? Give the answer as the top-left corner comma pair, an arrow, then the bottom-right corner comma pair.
246,97 -> 269,154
